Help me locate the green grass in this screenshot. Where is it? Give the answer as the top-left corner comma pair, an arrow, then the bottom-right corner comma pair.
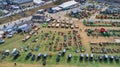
0,28 -> 120,67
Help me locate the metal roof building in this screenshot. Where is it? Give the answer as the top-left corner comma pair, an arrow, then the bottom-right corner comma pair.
12,0 -> 33,4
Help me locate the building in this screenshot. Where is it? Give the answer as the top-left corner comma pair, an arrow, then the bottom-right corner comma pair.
0,0 -> 7,9
75,0 -> 86,3
4,0 -> 34,7
12,0 -> 34,7
32,14 -> 45,23
58,0 -> 78,10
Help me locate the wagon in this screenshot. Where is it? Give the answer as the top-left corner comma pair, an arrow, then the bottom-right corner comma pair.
48,24 -> 51,28
61,24 -> 65,28
56,54 -> 61,62
114,55 -> 119,62
90,54 -> 93,61
31,55 -> 36,61
104,54 -> 108,61
75,25 -> 79,28
65,25 -> 69,28
109,55 -> 114,61
85,53 -> 89,60
80,53 -> 84,61
67,54 -> 72,62
36,53 -> 42,61
99,55 -> 103,61
71,25 -> 74,29
25,52 -> 32,60
22,35 -> 31,42
43,53 -> 47,60
61,49 -> 66,56
56,24 -> 60,28
12,48 -> 19,60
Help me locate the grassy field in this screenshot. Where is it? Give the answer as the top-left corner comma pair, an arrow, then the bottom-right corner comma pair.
0,25 -> 120,67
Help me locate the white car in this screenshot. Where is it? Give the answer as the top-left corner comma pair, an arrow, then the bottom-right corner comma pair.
7,34 -> 13,38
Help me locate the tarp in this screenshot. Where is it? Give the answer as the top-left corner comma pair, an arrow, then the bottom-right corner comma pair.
59,0 -> 78,9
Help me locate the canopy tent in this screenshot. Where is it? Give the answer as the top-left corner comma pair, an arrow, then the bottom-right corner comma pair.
33,0 -> 45,4
59,0 -> 78,9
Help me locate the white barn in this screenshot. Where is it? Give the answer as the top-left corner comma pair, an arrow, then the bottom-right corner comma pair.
59,0 -> 78,9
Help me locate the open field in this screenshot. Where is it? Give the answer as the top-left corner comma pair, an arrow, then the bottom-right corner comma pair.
0,20 -> 120,67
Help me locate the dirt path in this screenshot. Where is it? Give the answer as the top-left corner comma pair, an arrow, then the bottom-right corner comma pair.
0,62 -> 78,67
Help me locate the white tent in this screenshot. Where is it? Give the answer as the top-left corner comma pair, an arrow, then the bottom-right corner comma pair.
59,0 -> 78,9
33,0 -> 45,4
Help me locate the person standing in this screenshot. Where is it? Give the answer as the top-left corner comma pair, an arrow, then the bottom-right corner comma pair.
14,62 -> 17,67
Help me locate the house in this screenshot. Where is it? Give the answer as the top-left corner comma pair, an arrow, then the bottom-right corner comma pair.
11,0 -> 34,7
31,14 -> 45,23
